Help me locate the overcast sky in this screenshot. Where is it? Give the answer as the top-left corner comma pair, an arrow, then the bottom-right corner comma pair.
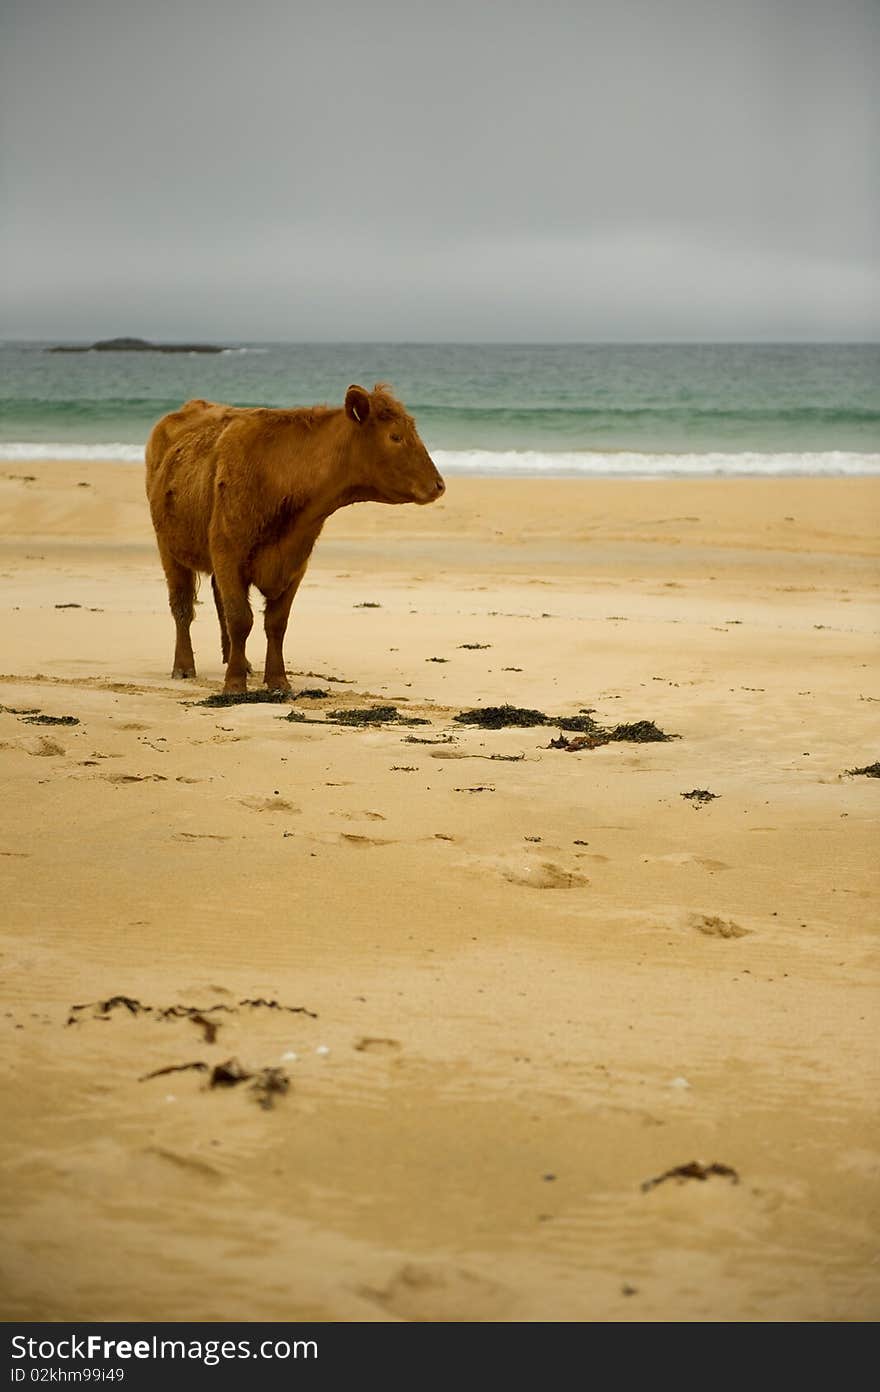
2,0 -> 878,341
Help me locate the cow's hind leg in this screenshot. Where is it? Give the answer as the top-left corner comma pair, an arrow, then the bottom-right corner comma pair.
262,567 -> 305,692
160,548 -> 197,679
213,561 -> 253,694
211,574 -> 230,664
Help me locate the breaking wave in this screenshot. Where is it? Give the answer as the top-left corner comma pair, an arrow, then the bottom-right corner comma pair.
2,442 -> 879,477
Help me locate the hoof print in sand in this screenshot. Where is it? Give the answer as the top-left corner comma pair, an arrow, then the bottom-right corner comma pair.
360,1262 -> 509,1322
238,796 -> 300,813
23,736 -> 66,757
354,1036 -> 401,1054
106,773 -> 168,784
690,913 -> 751,939
503,860 -> 589,890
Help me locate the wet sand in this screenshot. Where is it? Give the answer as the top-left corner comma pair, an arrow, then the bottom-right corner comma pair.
0,463 -> 878,1321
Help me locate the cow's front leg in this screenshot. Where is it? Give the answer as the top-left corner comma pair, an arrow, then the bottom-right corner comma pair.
211,574 -> 252,675
262,568 -> 305,691
213,562 -> 253,694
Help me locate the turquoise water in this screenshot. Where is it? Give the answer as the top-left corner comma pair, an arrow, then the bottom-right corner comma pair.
1,341 -> 878,474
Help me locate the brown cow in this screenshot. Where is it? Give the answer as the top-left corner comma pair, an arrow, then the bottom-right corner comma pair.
145,383 -> 444,693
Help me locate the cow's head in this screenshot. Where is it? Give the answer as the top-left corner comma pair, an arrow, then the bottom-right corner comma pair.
345,383 -> 445,505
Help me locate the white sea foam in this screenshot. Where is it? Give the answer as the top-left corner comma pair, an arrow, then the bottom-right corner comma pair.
1,442 -> 878,477
432,449 -> 880,478
0,442 -> 146,462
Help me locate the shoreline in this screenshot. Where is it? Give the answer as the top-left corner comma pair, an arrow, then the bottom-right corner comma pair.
0,464 -> 878,1321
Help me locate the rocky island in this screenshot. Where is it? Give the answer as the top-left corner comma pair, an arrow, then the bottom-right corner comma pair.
47,336 -> 224,354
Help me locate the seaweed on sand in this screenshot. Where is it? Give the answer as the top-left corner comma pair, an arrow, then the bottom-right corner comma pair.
195,690 -> 294,707
139,1056 -> 290,1109
453,705 -> 551,729
67,996 -> 317,1029
22,714 -> 80,726
208,1058 -> 290,1109
609,720 -> 674,743
641,1160 -> 739,1193
549,720 -> 675,751
454,705 -> 676,747
326,706 -> 429,727
847,761 -> 880,778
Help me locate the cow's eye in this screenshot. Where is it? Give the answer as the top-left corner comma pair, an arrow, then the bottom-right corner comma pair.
390,433 -> 402,444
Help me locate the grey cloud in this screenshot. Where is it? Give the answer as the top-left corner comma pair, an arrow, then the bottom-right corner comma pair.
3,0 -> 878,339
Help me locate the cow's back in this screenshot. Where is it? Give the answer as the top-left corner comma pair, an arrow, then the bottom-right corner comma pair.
145,399 -> 232,573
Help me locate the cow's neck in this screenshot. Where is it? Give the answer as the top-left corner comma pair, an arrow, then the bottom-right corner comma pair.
288,412 -> 379,520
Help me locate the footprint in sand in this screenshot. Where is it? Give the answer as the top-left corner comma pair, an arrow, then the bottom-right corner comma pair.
468,855 -> 589,889
174,832 -> 231,841
340,833 -> 393,847
104,773 -> 168,784
359,1263 -> 510,1322
238,796 -> 300,813
333,810 -> 387,822
503,860 -> 589,889
354,1037 -> 401,1054
141,1147 -> 224,1182
22,735 -> 66,757
643,852 -> 731,872
690,913 -> 751,939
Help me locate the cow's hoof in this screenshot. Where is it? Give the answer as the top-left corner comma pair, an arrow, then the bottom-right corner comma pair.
265,681 -> 292,694
223,680 -> 248,696
172,667 -> 196,679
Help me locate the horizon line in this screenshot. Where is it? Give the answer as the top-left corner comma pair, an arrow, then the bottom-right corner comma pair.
4,337 -> 880,349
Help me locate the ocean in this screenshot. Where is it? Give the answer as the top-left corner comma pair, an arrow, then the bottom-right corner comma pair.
1,341 -> 878,477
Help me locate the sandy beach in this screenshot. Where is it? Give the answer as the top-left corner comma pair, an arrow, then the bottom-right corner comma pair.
0,461 -> 877,1322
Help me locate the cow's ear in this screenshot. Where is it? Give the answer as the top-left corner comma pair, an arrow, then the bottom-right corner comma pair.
345,385 -> 371,424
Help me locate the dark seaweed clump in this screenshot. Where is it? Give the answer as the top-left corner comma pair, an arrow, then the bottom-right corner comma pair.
641,1160 -> 739,1193
551,721 -> 674,751
847,761 -> 880,778
140,1056 -> 290,1109
611,721 -> 674,743
22,714 -> 80,726
682,789 -> 718,804
454,705 -> 675,746
454,705 -> 552,729
2,706 -> 79,725
326,706 -> 429,727
68,995 -> 317,1029
556,713 -> 602,733
196,690 -> 294,707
